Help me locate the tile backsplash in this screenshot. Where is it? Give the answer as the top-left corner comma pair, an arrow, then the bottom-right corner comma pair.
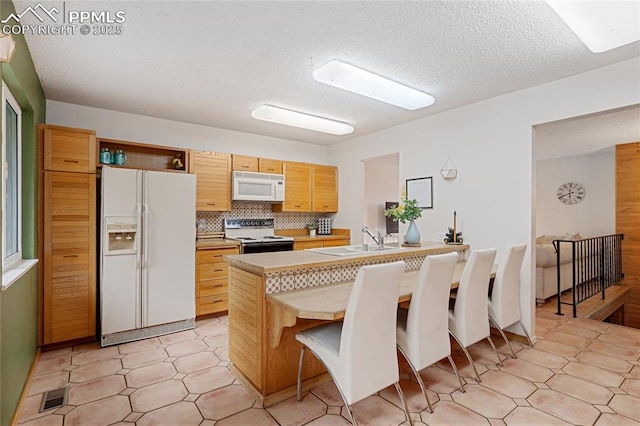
197,202 -> 328,233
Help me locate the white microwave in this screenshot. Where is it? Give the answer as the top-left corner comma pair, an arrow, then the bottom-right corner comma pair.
232,171 -> 285,202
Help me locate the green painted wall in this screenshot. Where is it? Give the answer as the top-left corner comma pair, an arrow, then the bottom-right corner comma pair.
0,0 -> 46,424
0,269 -> 38,426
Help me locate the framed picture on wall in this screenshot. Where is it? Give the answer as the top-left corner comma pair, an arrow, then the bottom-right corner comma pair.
406,176 -> 433,209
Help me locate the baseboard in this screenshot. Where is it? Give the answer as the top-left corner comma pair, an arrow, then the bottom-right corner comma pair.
11,347 -> 41,426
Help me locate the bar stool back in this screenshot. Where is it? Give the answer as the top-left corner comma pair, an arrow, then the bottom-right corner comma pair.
295,261 -> 412,425
488,244 -> 533,357
448,248 -> 500,383
396,252 -> 464,412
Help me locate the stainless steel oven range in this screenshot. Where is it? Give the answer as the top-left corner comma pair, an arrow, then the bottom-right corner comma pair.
224,218 -> 294,254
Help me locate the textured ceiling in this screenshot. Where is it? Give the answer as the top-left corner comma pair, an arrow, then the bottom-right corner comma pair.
13,0 -> 640,148
535,105 -> 640,160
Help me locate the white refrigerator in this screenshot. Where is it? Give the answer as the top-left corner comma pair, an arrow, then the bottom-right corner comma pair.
100,166 -> 196,346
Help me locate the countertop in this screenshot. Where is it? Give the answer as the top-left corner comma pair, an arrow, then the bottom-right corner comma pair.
225,241 -> 468,275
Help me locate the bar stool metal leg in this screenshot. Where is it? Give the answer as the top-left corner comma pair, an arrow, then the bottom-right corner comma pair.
296,347 -> 306,402
394,381 -> 414,426
486,335 -> 503,367
450,331 -> 481,383
518,320 -> 534,347
489,317 -> 516,358
447,355 -> 466,393
397,346 -> 433,412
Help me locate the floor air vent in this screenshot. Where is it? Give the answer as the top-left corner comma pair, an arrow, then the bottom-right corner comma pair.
40,386 -> 68,412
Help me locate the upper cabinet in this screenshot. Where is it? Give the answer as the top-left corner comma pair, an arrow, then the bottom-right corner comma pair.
232,155 -> 259,172
233,155 -> 283,174
258,158 -> 283,174
272,162 -> 311,212
312,165 -> 338,212
98,138 -> 189,172
189,151 -> 232,211
43,125 -> 96,173
273,162 -> 339,213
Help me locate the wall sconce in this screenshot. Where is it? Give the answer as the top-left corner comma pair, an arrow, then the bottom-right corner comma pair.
440,157 -> 458,180
0,34 -> 17,63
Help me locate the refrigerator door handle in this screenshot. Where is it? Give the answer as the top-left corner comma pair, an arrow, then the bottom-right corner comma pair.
143,203 -> 150,267
141,171 -> 149,327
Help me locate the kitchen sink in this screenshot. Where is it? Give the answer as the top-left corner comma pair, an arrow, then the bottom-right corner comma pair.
305,245 -> 407,257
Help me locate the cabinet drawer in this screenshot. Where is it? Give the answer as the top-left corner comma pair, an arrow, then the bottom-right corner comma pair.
198,278 -> 227,297
198,294 -> 228,316
322,238 -> 350,247
198,263 -> 228,280
294,240 -> 324,250
197,247 -> 239,264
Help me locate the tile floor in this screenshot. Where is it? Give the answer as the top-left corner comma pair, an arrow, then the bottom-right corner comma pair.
16,310 -> 640,426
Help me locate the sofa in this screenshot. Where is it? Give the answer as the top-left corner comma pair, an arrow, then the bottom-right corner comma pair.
535,233 -> 583,304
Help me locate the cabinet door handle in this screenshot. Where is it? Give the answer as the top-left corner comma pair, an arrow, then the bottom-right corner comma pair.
63,254 -> 78,258
214,284 -> 224,288
64,159 -> 79,164
214,299 -> 224,303
294,205 -> 301,208
242,165 -> 249,168
206,203 -> 216,206
213,268 -> 224,272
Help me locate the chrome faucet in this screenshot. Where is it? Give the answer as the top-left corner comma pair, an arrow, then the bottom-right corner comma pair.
362,226 -> 385,249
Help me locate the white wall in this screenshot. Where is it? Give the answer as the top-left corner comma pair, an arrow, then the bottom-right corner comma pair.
536,150 -> 615,238
46,100 -> 328,163
328,57 -> 640,341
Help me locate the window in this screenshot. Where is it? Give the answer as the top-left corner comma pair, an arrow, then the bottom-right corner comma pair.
2,82 -> 22,267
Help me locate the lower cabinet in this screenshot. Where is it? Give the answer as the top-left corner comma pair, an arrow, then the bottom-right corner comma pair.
294,238 -> 350,250
196,246 -> 239,317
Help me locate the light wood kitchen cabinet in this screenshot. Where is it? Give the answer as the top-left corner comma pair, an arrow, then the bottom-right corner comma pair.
232,154 -> 259,172
293,238 -> 349,250
273,162 -> 338,212
258,158 -> 283,174
322,238 -> 350,247
39,124 -> 97,346
312,165 -> 338,212
189,151 -> 232,211
293,240 -> 323,250
272,162 -> 312,212
196,246 -> 239,317
43,125 -> 96,173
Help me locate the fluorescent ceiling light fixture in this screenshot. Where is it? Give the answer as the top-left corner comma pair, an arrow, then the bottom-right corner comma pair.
251,104 -> 354,135
313,60 -> 435,110
546,0 -> 640,53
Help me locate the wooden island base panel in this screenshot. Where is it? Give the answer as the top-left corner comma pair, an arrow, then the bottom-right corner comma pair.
226,242 -> 469,407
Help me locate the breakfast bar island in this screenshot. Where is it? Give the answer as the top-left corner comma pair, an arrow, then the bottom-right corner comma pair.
225,242 -> 470,406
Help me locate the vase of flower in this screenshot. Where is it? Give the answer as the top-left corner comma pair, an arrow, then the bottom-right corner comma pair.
384,191 -> 422,246
405,220 -> 421,244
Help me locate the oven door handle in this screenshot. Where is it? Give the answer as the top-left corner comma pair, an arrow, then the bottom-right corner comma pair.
241,241 -> 294,254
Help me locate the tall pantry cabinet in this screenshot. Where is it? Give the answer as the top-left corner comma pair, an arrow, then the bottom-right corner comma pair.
39,124 -> 97,345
